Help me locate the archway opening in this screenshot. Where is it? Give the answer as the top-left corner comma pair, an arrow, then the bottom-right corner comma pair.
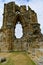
15,22 -> 23,39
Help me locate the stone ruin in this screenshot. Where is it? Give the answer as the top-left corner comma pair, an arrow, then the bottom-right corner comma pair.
0,2 -> 43,52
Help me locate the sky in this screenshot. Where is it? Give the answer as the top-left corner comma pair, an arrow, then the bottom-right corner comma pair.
15,22 -> 23,38
0,0 -> 43,34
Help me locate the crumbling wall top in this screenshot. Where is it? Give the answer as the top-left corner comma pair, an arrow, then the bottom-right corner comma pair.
4,2 -> 36,14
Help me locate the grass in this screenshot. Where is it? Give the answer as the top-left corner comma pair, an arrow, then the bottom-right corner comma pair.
0,52 -> 36,65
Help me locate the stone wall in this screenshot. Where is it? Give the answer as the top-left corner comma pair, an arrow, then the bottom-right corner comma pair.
0,2 -> 43,52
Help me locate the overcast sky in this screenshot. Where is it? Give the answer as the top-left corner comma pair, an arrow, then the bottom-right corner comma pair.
0,0 -> 43,34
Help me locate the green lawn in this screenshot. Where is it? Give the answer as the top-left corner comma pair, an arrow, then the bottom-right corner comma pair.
0,52 -> 36,65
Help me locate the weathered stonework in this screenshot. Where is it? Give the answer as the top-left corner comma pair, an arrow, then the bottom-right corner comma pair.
0,2 -> 43,52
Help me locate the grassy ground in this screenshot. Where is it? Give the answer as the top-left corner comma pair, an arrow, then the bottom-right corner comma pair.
0,52 -> 36,65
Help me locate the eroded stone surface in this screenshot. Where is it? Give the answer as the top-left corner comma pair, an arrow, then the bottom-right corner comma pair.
0,2 -> 43,52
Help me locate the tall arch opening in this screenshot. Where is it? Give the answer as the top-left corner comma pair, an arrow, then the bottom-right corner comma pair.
15,22 -> 23,39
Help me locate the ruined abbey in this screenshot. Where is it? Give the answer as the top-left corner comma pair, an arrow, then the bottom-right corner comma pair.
0,2 -> 43,52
